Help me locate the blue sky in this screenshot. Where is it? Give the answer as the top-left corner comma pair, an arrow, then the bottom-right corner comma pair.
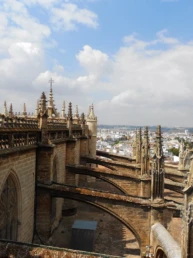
1,0 -> 193,126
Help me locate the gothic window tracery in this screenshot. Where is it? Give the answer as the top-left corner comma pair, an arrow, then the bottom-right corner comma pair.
0,175 -> 18,240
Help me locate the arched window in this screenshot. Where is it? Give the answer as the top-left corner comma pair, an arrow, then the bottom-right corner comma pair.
0,175 -> 18,240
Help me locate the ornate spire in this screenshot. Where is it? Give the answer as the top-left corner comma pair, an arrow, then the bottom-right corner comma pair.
179,140 -> 185,170
80,113 -> 85,124
141,126 -> 150,175
68,102 -> 73,120
155,125 -> 163,158
48,78 -> 54,107
74,105 -> 79,119
47,78 -> 58,118
67,102 -> 73,137
23,103 -> 27,117
40,92 -> 47,114
80,112 -> 86,135
9,103 -> 13,118
61,101 -> 66,118
151,125 -> 165,201
38,92 -> 48,143
87,104 -> 97,120
136,128 -> 142,163
4,101 -> 8,116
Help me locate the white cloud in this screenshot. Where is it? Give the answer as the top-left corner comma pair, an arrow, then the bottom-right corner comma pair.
76,45 -> 110,78
156,29 -> 179,45
21,0 -> 60,7
2,30 -> 193,126
0,0 -> 192,126
0,0 -> 51,56
51,3 -> 98,31
0,0 -> 99,116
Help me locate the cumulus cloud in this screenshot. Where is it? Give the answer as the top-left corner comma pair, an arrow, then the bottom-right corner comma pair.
0,0 -> 193,126
95,33 -> 193,126
51,3 -> 98,31
76,45 -> 110,78
0,0 -> 99,114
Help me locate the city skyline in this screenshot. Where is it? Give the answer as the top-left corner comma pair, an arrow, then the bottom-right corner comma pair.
1,0 -> 193,126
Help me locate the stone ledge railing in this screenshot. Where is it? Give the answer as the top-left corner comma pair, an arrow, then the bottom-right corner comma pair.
0,114 -> 38,129
47,119 -> 67,130
0,132 -> 40,150
48,130 -> 69,141
0,115 -> 84,150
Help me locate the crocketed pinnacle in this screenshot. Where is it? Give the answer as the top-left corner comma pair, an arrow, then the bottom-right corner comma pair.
87,104 -> 97,120
23,103 -> 27,116
74,105 -> 79,119
156,125 -> 163,159
40,92 -> 47,113
143,126 -> 149,146
80,112 -> 86,124
48,78 -> 54,107
4,101 -> 8,116
68,102 -> 73,120
61,101 -> 66,118
9,103 -> 13,117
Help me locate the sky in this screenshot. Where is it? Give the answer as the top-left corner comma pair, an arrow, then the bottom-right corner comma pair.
1,0 -> 193,126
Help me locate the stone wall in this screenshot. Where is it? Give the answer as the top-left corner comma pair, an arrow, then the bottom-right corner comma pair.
0,149 -> 36,243
36,142 -> 68,239
101,176 -> 151,198
51,202 -> 140,257
51,143 -> 67,232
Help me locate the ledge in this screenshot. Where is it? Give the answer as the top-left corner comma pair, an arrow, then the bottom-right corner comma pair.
0,239 -> 120,258
0,145 -> 37,156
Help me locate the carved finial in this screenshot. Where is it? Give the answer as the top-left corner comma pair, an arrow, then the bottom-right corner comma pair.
48,78 -> 54,107
9,103 -> 13,117
40,92 -> 47,113
76,105 -> 79,116
80,113 -> 85,124
87,104 -> 97,120
179,140 -> 185,170
141,126 -> 150,175
68,102 -> 73,120
143,126 -> 148,143
151,125 -> 165,201
61,101 -> 66,118
4,101 -> 8,116
136,128 -> 142,163
156,125 -> 162,158
73,105 -> 79,120
23,103 -> 27,116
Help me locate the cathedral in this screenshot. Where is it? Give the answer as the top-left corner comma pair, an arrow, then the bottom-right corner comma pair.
0,82 -> 193,258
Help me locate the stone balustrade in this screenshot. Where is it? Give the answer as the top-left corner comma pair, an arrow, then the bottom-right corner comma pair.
0,115 -> 84,151
0,114 -> 38,129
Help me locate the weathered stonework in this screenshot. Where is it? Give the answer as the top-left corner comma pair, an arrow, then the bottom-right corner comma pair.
0,88 -> 191,258
0,149 -> 36,243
